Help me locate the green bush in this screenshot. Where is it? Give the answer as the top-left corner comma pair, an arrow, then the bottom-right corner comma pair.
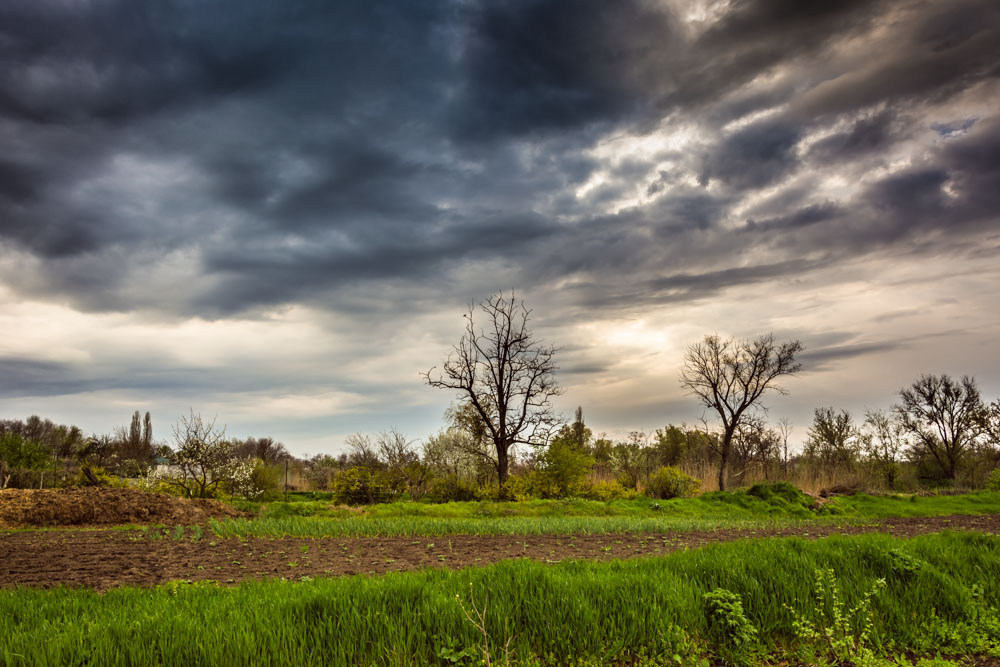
0,433 -> 52,488
747,481 -> 816,511
986,469 -> 1000,492
474,477 -> 530,502
515,470 -> 563,499
535,440 -> 594,498
580,479 -> 640,501
331,467 -> 402,505
426,474 -> 479,503
244,460 -> 283,500
703,588 -> 758,666
63,465 -> 127,489
646,466 -> 700,499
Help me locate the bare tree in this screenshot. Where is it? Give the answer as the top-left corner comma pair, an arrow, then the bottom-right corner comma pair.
861,409 -> 907,490
377,428 -> 430,500
345,433 -> 382,469
731,414 -> 780,483
895,374 -> 985,481
234,436 -> 290,464
680,333 -> 803,490
778,417 -> 793,479
424,292 -> 562,488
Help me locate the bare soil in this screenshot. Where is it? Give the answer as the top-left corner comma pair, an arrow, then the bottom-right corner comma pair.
0,487 -> 245,528
2,513 -> 997,591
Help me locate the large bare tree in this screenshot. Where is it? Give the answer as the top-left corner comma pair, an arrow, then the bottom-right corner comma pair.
895,374 -> 985,480
424,293 -> 562,488
680,333 -> 802,490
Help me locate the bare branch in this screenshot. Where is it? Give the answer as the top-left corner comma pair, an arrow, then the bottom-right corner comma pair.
425,292 -> 562,488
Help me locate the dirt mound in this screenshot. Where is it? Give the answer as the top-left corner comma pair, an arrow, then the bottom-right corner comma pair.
0,488 -> 245,528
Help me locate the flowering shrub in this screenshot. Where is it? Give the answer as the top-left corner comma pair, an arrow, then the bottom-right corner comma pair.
145,412 -> 262,499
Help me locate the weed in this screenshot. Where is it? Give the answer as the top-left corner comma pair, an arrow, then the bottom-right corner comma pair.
785,568 -> 886,666
703,588 -> 758,666
456,582 -> 515,667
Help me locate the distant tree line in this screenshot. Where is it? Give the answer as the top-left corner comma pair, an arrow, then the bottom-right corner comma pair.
3,293 -> 999,500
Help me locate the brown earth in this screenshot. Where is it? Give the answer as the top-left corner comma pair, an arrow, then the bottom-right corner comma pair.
1,513 -> 997,591
0,487 -> 245,528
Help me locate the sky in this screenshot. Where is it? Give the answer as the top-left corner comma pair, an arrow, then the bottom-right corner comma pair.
1,0 -> 999,457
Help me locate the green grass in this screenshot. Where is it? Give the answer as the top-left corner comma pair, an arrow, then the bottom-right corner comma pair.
209,488 -> 1000,539
209,513 -> 805,539
3,531 -> 998,666
821,491 -> 1000,517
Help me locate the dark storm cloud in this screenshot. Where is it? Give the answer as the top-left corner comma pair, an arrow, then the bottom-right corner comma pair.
805,111 -> 899,164
699,119 -> 802,191
0,358 -> 91,397
793,0 -> 1000,117
0,351 -> 383,400
799,341 -> 904,372
745,202 -> 840,233
690,0 -> 882,108
0,1 -> 450,126
0,0 -> 998,325
451,0 -> 681,141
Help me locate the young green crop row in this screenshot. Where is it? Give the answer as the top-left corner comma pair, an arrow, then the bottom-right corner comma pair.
3,531 -> 999,666
210,488 -> 1000,539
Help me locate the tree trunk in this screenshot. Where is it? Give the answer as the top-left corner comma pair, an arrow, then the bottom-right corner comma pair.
718,429 -> 733,491
497,443 -> 510,489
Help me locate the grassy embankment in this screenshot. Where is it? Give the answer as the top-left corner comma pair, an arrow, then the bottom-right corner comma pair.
3,531 -> 999,666
209,487 -> 1000,539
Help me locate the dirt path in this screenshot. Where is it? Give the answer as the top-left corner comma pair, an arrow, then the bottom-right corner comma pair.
2,513 -> 997,591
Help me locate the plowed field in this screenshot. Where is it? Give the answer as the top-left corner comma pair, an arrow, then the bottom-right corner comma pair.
2,513 -> 997,591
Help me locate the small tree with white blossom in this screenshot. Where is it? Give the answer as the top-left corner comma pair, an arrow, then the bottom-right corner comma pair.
147,411 -> 259,499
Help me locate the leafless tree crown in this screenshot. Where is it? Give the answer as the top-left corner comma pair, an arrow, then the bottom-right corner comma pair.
895,374 -> 985,479
679,333 -> 802,490
680,334 -> 803,428
424,292 -> 562,485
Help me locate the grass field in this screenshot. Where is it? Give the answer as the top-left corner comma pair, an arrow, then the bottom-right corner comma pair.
3,531 -> 998,666
210,487 -> 1000,539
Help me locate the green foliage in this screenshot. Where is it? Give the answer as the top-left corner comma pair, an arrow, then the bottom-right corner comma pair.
475,477 -> 530,502
63,465 -> 127,488
579,480 -> 639,501
703,588 -> 758,665
427,474 -> 479,503
784,568 -> 886,666
0,433 -> 52,487
535,439 -> 594,498
646,466 -> 700,500
241,459 -> 283,500
987,469 -> 1000,492
209,490 -> 1000,539
332,466 -> 404,505
746,482 -> 816,511
511,470 -> 562,500
5,532 -> 997,666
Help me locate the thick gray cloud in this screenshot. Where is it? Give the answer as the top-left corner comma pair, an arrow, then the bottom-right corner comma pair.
1,0 -> 999,447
